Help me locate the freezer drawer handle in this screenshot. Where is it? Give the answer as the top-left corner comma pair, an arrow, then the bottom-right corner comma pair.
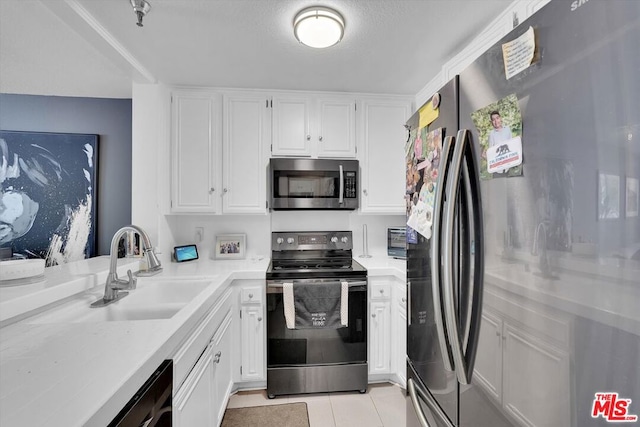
408,379 -> 432,427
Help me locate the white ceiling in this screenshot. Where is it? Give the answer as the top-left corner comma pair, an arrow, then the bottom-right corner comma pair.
0,0 -> 513,99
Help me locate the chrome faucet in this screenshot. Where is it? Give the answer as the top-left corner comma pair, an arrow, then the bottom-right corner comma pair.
531,221 -> 552,278
91,225 -> 163,307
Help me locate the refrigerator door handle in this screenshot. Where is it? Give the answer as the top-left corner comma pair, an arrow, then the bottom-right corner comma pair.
461,128 -> 485,384
430,135 -> 456,372
442,129 -> 485,385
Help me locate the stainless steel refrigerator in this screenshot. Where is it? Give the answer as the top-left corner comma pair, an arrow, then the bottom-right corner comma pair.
406,1 -> 640,426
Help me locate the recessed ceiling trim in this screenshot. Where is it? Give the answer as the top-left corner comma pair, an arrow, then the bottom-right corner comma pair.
42,0 -> 156,84
64,0 -> 155,82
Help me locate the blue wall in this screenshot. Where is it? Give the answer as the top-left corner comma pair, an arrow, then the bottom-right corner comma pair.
0,93 -> 132,256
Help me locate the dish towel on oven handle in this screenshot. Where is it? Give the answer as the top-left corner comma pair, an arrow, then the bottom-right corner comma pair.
283,282 -> 295,329
283,281 -> 349,329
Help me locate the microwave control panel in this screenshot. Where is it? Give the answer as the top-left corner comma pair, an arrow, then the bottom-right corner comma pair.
344,172 -> 357,198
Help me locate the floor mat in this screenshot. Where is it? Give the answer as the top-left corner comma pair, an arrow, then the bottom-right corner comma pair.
221,402 -> 310,427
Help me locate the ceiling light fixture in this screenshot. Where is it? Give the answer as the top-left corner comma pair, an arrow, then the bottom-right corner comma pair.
130,0 -> 151,27
293,6 -> 345,49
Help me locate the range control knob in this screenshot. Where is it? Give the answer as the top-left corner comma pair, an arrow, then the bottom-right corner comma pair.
276,237 -> 284,244
287,237 -> 295,244
341,236 -> 349,243
330,236 -> 338,243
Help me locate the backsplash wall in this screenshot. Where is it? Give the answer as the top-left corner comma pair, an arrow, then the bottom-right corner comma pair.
166,213 -> 405,260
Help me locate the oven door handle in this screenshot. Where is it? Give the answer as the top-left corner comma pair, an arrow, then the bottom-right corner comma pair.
268,280 -> 367,289
339,164 -> 344,205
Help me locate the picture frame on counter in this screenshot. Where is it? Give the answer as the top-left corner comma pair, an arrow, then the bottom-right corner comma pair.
214,234 -> 246,259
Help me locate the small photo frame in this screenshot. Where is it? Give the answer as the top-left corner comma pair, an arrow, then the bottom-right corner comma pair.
214,234 -> 246,259
626,177 -> 639,218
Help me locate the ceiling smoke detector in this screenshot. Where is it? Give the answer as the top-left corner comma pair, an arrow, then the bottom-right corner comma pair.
130,0 -> 151,27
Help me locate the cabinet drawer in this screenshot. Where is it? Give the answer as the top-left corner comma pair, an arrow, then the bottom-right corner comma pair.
173,288 -> 232,390
241,287 -> 262,304
371,283 -> 391,300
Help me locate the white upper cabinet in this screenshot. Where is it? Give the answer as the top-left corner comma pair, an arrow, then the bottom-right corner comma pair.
222,93 -> 271,214
316,97 -> 356,158
271,94 -> 356,158
171,91 -> 221,213
271,95 -> 312,156
359,98 -> 412,214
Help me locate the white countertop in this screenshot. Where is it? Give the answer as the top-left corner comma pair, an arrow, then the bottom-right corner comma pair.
0,254 -> 405,427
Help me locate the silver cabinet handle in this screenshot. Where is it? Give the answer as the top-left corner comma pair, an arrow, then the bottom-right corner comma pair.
214,351 -> 222,363
209,187 -> 215,193
379,289 -> 384,294
223,188 -> 228,193
257,317 -> 263,322
306,135 -> 311,141
402,297 -> 407,302
319,136 -> 323,141
430,135 -> 456,372
372,313 -> 376,318
248,293 -> 253,299
363,189 -> 368,195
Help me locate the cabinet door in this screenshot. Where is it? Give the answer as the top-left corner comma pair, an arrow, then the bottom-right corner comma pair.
316,98 -> 356,158
212,313 -> 233,425
171,92 -> 220,213
241,303 -> 266,381
222,93 -> 270,213
502,323 -> 570,427
173,346 -> 216,427
360,99 -> 412,213
473,308 -> 503,403
272,95 -> 311,156
369,300 -> 391,374
394,282 -> 407,386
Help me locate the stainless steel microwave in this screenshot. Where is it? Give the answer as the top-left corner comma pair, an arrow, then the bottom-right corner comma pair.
269,158 -> 359,210
387,227 -> 407,258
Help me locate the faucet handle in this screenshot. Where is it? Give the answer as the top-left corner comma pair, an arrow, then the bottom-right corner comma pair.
127,269 -> 137,290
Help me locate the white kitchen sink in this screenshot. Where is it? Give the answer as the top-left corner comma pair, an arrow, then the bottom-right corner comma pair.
28,277 -> 215,323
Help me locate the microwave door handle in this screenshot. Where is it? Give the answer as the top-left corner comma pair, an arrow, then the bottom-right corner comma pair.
339,164 -> 344,204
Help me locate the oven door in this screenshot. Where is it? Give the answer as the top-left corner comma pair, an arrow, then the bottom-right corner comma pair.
266,278 -> 367,367
270,158 -> 358,210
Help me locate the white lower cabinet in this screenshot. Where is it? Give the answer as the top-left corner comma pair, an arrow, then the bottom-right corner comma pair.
237,281 -> 266,382
172,289 -> 233,427
368,276 -> 407,384
394,281 -> 407,386
369,279 -> 392,376
369,300 -> 391,374
174,343 -> 216,426
474,288 -> 571,427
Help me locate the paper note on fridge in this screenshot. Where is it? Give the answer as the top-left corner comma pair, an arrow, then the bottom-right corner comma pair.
487,136 -> 523,173
502,26 -> 536,79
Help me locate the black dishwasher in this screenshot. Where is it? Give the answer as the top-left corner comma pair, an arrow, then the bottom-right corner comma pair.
108,360 -> 173,427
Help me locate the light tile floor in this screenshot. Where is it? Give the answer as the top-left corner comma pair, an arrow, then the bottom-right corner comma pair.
225,383 -> 408,427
